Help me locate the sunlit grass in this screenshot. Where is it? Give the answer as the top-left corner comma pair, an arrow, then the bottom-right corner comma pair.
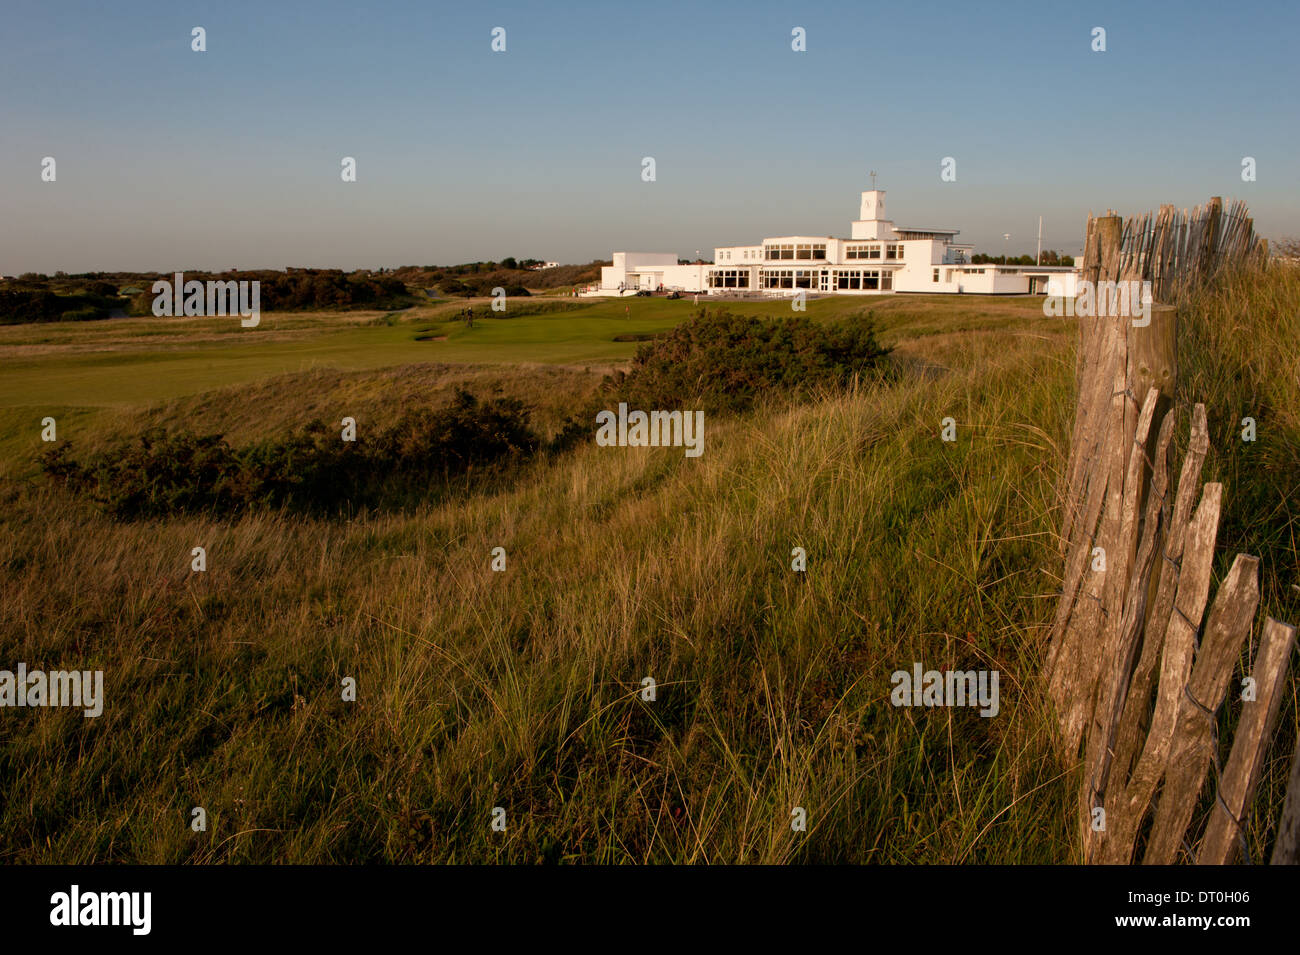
1,271 -> 1291,864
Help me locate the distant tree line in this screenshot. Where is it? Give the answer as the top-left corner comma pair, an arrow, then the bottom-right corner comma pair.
2,270 -> 418,323
388,260 -> 606,296
435,276 -> 531,298
2,260 -> 610,321
0,283 -> 121,324
970,250 -> 1075,266
123,270 -> 414,314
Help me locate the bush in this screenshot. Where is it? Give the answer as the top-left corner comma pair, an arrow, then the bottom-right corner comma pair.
62,307 -> 107,322
42,390 -> 543,518
40,431 -> 245,516
435,277 -> 532,299
0,289 -> 60,323
438,278 -> 473,297
602,308 -> 891,414
0,289 -> 113,324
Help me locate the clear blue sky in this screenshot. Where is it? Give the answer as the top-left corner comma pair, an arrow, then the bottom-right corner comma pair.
2,0 -> 1296,273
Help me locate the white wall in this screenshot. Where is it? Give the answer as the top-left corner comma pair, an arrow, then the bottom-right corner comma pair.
603,252 -> 682,292
850,218 -> 897,240
988,269 -> 1030,294
659,264 -> 707,292
714,245 -> 762,264
902,238 -> 942,266
893,263 -> 1030,294
1042,272 -> 1080,297
613,252 -> 678,270
896,263 -> 963,293
952,267 -> 1024,294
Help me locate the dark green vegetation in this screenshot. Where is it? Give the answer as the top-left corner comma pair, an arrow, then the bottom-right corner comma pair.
0,259 -> 605,326
391,260 -> 604,297
37,311 -> 893,517
41,389 -> 541,518
122,270 -> 419,315
0,284 -> 123,324
970,251 -> 1074,266
603,309 -> 891,414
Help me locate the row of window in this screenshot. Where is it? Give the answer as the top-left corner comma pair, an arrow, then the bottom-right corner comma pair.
706,260 -> 1017,289
759,268 -> 818,288
719,243 -> 907,263
843,244 -> 906,260
836,269 -> 893,290
708,269 -> 750,288
845,244 -> 881,260
764,243 -> 828,261
751,268 -> 895,290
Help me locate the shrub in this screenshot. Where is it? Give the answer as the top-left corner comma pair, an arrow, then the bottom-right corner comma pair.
0,289 -> 113,324
602,308 -> 891,414
42,390 -> 542,518
61,307 -> 107,322
438,278 -> 473,297
0,289 -> 61,324
41,430 -> 245,515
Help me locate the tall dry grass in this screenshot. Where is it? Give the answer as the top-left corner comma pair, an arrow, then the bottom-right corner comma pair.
8,266 -> 1292,864
1,308 -> 1080,862
1170,260 -> 1300,860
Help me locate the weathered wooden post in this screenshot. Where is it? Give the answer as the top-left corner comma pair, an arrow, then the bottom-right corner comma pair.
1048,215 -> 1125,759
1048,197 -> 1297,865
1128,303 -> 1177,445
1198,618 -> 1298,864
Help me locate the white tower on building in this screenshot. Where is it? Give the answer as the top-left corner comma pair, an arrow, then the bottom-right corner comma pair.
851,188 -> 896,240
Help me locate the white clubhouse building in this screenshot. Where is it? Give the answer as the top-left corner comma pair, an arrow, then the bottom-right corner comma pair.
592,187 -> 1078,298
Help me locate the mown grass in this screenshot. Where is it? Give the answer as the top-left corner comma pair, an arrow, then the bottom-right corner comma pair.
0,294 -> 1038,472
0,273 -> 1293,864
0,294 -> 1049,410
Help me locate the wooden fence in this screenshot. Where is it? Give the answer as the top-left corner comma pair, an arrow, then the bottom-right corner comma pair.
1045,198 -> 1298,864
